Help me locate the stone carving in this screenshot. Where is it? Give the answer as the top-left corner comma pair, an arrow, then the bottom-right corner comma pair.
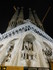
21,41 -> 33,60
1,42 -> 14,65
42,48 -> 52,57
43,42 -> 52,57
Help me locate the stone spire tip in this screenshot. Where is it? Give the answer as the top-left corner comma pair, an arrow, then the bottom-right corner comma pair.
21,7 -> 24,9
17,7 -> 20,9
29,8 -> 31,10
33,10 -> 36,13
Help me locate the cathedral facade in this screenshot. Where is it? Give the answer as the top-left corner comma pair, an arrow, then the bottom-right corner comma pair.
0,7 -> 53,68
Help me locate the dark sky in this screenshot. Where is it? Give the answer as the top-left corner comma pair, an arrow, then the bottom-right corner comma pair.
0,0 -> 53,38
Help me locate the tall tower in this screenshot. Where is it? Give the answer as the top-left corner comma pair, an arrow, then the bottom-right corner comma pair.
6,7 -> 19,31
29,8 -> 35,24
0,7 -> 53,69
17,7 -> 24,25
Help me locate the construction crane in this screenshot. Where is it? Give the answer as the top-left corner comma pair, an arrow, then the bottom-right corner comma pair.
42,6 -> 51,23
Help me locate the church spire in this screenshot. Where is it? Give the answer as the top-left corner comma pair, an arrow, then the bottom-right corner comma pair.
17,7 -> 24,25
6,7 -> 19,31
33,10 -> 45,31
29,8 -> 35,24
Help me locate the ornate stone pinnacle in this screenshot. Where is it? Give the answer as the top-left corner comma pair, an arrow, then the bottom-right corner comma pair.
17,7 -> 20,10
21,7 -> 24,9
33,10 -> 36,13
29,8 -> 31,11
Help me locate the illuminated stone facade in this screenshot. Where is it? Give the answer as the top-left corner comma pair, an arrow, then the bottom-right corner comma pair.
0,7 -> 53,67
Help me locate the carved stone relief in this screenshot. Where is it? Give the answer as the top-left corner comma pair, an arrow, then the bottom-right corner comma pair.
1,41 -> 14,65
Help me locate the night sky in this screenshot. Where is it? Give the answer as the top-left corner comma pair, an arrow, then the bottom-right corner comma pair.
0,0 -> 53,38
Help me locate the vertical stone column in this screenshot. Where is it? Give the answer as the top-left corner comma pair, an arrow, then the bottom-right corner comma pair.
35,40 -> 49,67
30,40 -> 41,67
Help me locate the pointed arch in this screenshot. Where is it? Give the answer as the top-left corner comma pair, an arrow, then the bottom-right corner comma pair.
23,34 -> 35,42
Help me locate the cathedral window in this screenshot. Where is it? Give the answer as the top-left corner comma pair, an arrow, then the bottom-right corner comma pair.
25,26 -> 28,31
19,28 -> 22,32
28,26 -> 31,30
5,35 -> 8,38
9,33 -> 11,37
16,30 -> 18,33
22,27 -> 24,29
31,27 -> 34,30
12,31 -> 15,35
1,53 -> 11,65
21,34 -> 35,60
21,27 -> 24,32
1,42 -> 14,65
8,44 -> 14,53
5,54 -> 11,62
34,29 -> 36,33
22,41 -> 33,51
